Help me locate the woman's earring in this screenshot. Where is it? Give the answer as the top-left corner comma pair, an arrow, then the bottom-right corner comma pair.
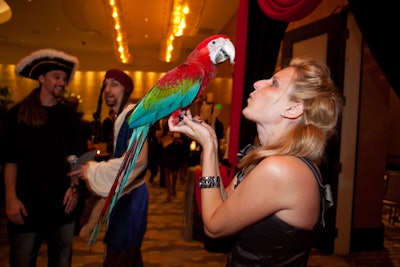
281,112 -> 285,117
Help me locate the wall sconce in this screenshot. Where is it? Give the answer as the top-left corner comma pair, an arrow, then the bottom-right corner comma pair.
103,0 -> 131,64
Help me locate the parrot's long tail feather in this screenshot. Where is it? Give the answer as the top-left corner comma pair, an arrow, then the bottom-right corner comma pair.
110,129 -> 145,208
87,150 -> 132,246
87,126 -> 149,247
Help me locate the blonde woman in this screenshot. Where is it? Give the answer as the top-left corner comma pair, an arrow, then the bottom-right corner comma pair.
169,56 -> 342,266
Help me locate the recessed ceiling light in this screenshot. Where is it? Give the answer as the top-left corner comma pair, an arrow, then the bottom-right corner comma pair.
85,29 -> 100,36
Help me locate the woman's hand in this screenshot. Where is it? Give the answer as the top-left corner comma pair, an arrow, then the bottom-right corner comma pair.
168,110 -> 218,149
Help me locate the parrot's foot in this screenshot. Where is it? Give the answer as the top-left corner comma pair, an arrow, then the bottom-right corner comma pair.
170,109 -> 182,126
172,114 -> 187,126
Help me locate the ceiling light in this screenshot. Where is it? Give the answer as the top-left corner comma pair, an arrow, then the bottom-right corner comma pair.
103,0 -> 131,64
0,0 -> 12,24
159,35 -> 182,63
160,0 -> 205,62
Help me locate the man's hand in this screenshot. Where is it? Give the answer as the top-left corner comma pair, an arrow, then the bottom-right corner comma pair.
6,198 -> 28,225
64,186 -> 79,214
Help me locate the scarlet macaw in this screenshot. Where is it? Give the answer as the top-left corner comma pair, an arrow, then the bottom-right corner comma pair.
89,34 -> 235,244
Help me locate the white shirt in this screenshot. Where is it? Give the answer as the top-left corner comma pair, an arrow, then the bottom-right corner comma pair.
85,104 -> 148,197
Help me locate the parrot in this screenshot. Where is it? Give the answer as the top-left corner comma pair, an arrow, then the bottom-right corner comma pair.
88,34 -> 235,245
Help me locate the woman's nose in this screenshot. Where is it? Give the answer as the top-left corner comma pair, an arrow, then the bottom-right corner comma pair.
253,80 -> 265,91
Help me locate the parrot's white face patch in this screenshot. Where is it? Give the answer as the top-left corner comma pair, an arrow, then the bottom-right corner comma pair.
208,37 -> 235,65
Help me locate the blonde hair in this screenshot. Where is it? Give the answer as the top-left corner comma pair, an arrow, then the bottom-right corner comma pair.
238,56 -> 343,175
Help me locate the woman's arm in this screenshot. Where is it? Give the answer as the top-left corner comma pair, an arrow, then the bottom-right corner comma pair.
168,111 -> 227,234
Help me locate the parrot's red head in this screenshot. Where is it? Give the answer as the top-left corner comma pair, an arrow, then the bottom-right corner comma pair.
187,34 -> 235,66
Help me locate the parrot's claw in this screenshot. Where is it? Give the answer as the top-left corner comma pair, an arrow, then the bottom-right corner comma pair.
170,110 -> 183,126
171,115 -> 180,126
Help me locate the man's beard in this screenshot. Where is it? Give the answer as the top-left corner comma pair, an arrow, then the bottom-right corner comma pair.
105,97 -> 117,107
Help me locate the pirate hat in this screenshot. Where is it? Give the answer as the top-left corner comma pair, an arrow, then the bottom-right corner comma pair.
104,69 -> 134,95
15,48 -> 79,83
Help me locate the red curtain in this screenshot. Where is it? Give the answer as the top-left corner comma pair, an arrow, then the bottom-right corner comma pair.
257,0 -> 322,22
227,0 -> 249,172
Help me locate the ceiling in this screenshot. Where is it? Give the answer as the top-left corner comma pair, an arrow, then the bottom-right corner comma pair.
0,0 -> 239,73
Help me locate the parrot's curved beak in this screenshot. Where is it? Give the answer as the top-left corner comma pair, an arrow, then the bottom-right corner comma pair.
213,38 -> 235,65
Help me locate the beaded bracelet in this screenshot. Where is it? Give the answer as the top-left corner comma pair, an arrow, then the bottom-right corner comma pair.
199,176 -> 220,189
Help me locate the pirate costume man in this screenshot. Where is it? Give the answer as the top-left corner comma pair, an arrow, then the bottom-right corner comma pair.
81,69 -> 149,267
2,49 -> 81,267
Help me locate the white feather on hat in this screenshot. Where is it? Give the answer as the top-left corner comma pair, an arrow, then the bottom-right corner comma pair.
15,48 -> 79,83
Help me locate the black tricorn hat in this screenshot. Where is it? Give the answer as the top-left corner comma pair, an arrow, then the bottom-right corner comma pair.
15,48 -> 79,84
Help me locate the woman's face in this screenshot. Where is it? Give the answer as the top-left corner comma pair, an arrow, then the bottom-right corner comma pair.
242,67 -> 296,125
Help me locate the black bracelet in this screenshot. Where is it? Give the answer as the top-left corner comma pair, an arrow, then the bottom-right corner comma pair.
199,176 -> 220,189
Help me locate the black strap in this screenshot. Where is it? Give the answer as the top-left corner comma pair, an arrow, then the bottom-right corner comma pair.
297,157 -> 334,228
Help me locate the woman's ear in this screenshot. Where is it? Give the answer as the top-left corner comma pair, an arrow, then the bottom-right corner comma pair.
285,103 -> 303,119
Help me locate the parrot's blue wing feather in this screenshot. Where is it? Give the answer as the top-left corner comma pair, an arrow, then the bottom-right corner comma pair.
129,83 -> 201,128
128,65 -> 204,128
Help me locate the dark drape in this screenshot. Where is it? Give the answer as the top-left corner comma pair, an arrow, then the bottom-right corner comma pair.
348,0 -> 400,97
228,0 -> 289,170
239,1 -> 289,149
